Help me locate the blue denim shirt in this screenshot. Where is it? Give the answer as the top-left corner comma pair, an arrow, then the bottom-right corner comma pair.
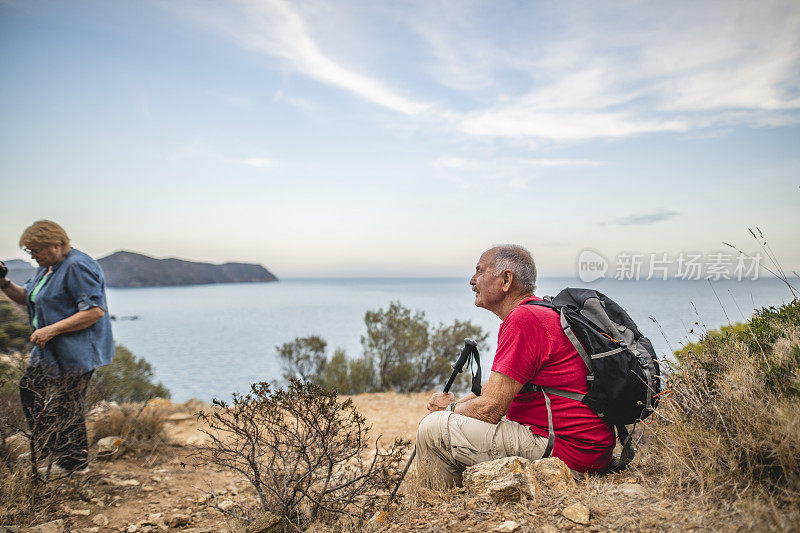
24,249 -> 115,376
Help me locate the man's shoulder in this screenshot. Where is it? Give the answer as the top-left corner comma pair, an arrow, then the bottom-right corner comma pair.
509,298 -> 558,322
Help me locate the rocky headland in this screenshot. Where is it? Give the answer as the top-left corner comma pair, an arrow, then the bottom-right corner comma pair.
2,251 -> 278,288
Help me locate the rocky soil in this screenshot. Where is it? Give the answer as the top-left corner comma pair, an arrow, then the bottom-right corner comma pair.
3,392 -> 744,532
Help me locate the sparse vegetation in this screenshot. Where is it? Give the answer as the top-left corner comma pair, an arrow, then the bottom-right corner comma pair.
195,380 -> 410,530
279,301 -> 488,394
89,401 -> 169,453
92,344 -> 171,403
646,298 -> 800,529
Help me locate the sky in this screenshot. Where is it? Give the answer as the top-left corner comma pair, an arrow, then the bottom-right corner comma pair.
1,0 -> 799,278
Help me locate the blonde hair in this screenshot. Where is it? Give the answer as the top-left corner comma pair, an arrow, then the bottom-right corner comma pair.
19,220 -> 71,250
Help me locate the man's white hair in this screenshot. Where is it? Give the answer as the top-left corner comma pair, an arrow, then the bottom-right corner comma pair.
491,244 -> 537,293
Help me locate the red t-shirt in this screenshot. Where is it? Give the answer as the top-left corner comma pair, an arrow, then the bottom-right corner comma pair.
491,296 -> 614,472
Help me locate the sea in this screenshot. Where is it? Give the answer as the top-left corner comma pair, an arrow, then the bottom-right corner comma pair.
105,277 -> 797,403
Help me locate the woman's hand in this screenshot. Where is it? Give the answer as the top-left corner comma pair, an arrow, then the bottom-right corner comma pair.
427,392 -> 456,412
30,326 -> 58,349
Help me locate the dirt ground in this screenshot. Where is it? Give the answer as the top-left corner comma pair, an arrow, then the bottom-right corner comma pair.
9,392 -> 769,532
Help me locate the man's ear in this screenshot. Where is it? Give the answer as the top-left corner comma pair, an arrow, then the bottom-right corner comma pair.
501,270 -> 514,292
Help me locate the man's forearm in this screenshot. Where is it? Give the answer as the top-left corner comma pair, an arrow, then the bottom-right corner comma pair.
452,394 -> 506,424
455,392 -> 477,404
0,280 -> 27,306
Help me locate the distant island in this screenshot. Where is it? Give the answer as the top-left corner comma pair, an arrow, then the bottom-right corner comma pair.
2,251 -> 278,288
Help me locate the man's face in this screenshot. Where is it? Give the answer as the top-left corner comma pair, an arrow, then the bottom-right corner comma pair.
469,249 -> 505,312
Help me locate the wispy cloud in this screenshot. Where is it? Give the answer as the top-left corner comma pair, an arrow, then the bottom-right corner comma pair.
603,210 -> 680,227
167,0 -> 430,115
431,156 -> 604,169
166,0 -> 800,144
171,139 -> 274,170
414,1 -> 800,141
242,157 -> 271,168
430,155 -> 605,189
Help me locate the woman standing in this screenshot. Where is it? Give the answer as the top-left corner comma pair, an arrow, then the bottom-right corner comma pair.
0,220 -> 114,474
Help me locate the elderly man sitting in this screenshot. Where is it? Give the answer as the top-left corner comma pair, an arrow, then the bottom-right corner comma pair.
416,245 -> 614,487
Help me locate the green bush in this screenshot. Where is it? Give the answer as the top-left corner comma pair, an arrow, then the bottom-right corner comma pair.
674,299 -> 800,396
277,302 -> 489,394
0,299 -> 30,354
277,335 -> 327,382
92,345 -> 170,403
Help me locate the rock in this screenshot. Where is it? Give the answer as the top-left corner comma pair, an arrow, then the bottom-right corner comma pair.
493,521 -> 522,532
82,528 -> 99,533
611,482 -> 645,498
527,457 -> 576,494
562,502 -> 591,525
126,525 -> 138,533
118,478 -> 140,487
541,525 -> 558,533
96,436 -> 122,455
463,456 -> 532,503
69,509 -> 91,516
218,500 -> 236,511
91,514 -> 109,526
20,519 -> 65,533
2,433 -> 29,463
246,512 -> 283,533
167,514 -> 191,528
147,513 -> 162,522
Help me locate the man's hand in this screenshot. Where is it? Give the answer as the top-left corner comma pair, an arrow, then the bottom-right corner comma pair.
30,326 -> 58,349
427,392 -> 456,412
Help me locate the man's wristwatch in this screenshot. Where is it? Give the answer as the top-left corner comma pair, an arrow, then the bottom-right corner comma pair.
447,402 -> 457,412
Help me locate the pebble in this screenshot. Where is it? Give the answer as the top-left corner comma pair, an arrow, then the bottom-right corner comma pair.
218,500 -> 236,511
562,503 -> 591,525
69,509 -> 91,516
91,514 -> 109,526
493,521 -> 521,532
167,514 -> 191,528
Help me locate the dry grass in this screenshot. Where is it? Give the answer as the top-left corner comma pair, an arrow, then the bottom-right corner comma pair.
0,463 -> 60,525
89,400 -> 169,453
643,308 -> 800,531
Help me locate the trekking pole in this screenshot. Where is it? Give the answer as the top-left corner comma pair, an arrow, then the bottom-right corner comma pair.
388,338 -> 478,504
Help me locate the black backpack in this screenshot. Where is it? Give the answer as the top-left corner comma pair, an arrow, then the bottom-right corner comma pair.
521,288 -> 661,470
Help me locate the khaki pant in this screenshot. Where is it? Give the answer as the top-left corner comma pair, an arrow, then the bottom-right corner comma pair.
415,411 -> 549,488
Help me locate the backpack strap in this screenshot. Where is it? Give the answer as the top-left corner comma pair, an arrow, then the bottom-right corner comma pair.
521,384 -> 586,459
541,389 -> 555,458
524,300 -> 594,374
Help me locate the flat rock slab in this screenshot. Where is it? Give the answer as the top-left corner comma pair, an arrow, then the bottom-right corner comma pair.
562,502 -> 591,525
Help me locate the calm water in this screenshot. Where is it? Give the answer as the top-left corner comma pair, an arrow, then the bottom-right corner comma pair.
106,277 -> 797,402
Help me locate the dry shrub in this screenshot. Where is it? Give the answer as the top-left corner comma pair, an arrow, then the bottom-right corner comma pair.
89,400 -> 168,453
649,304 -> 800,528
195,380 -> 410,531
